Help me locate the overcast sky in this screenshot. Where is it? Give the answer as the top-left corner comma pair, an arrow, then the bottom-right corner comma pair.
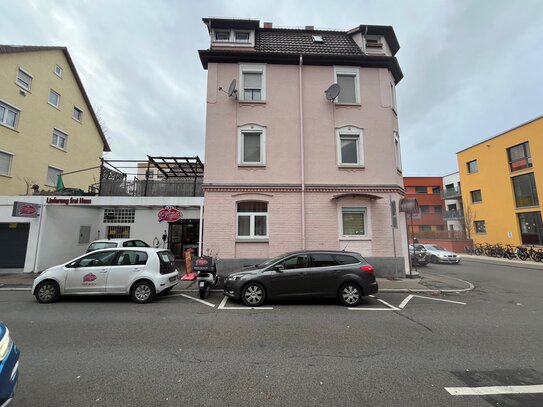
2,0 -> 543,176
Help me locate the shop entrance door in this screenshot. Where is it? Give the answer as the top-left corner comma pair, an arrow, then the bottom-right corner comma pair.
168,219 -> 200,259
0,223 -> 30,268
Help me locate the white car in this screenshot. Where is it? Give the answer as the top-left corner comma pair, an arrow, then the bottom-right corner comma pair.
418,244 -> 461,264
32,248 -> 179,304
86,238 -> 150,253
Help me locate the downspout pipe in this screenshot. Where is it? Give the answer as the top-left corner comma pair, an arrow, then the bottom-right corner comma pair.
299,54 -> 306,250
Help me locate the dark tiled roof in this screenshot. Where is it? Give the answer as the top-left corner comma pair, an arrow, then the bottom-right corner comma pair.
256,30 -> 364,55
0,45 -> 65,54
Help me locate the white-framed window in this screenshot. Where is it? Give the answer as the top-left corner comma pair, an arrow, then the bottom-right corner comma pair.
238,124 -> 266,165
234,31 -> 250,43
334,66 -> 360,104
214,30 -> 230,41
0,150 -> 14,176
55,65 -> 63,78
73,106 -> 83,122
16,68 -> 33,91
46,165 -> 63,186
341,207 -> 367,237
51,128 -> 68,150
48,90 -> 60,108
0,100 -> 20,129
394,131 -> 402,171
240,64 -> 265,102
237,201 -> 268,239
336,126 -> 363,166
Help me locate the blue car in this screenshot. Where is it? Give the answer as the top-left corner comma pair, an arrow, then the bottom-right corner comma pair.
0,323 -> 19,407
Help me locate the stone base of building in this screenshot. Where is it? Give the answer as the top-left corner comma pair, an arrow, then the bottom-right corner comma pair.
215,257 -> 406,278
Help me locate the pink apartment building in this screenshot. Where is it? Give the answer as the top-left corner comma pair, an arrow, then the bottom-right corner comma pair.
199,18 -> 409,276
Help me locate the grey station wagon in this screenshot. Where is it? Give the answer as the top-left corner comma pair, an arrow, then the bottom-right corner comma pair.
224,250 -> 378,307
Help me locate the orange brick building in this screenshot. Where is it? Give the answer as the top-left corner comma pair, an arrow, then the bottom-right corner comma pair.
403,177 -> 447,238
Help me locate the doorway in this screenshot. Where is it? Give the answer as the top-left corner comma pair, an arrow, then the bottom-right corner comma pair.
168,219 -> 200,259
0,223 -> 30,268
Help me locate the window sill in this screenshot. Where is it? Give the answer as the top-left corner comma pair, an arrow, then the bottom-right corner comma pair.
50,144 -> 67,152
239,100 -> 266,105
339,236 -> 371,241
338,164 -> 365,169
72,117 -> 82,124
236,238 -> 269,243
335,102 -> 361,107
15,83 -> 31,93
0,173 -> 13,178
0,123 -> 19,132
238,163 -> 266,167
515,205 -> 540,210
48,102 -> 60,110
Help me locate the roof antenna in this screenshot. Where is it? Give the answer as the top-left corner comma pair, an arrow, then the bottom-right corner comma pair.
342,240 -> 351,252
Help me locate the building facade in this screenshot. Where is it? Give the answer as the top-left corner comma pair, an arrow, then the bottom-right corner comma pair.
457,115 -> 543,246
403,177 -> 446,238
199,19 -> 408,276
442,171 -> 464,233
0,46 -> 109,195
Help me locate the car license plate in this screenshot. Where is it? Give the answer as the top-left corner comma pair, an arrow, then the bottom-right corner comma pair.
169,276 -> 177,283
199,281 -> 205,288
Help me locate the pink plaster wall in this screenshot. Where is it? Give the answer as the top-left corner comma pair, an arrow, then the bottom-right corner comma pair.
204,63 -> 402,187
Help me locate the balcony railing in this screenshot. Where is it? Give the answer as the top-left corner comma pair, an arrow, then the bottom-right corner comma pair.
443,210 -> 464,220
441,187 -> 462,199
97,178 -> 203,197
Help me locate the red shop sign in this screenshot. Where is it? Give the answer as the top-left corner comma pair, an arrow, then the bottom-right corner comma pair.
157,206 -> 182,223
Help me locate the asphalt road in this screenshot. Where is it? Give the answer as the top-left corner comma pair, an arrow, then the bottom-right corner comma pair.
2,260 -> 543,407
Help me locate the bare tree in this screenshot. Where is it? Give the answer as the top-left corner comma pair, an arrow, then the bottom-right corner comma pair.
462,205 -> 476,240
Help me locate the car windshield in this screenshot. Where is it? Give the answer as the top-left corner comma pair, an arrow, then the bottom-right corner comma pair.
87,242 -> 117,251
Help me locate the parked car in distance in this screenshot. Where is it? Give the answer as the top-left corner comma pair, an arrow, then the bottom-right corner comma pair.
409,244 -> 430,266
418,244 -> 461,264
86,238 -> 150,253
224,250 -> 378,307
32,248 -> 179,304
0,322 -> 20,407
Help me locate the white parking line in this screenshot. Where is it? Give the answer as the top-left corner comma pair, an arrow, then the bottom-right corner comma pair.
399,294 -> 466,309
166,293 -> 215,307
218,296 -> 273,310
445,384 -> 543,396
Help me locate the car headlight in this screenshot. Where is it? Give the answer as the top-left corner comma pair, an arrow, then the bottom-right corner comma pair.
227,275 -> 242,281
0,328 -> 13,362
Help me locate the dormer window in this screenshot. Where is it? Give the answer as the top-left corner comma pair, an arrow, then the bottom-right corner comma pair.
211,29 -> 255,47
235,31 -> 250,43
215,30 -> 230,41
366,36 -> 383,48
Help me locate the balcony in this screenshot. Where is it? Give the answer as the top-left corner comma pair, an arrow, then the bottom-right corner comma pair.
441,186 -> 462,199
443,210 -> 464,220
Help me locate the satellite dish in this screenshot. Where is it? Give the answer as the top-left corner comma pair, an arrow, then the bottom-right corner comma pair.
227,79 -> 237,97
325,83 -> 341,101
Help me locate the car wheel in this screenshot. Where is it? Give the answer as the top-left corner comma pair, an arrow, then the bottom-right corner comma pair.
430,255 -> 438,264
131,281 -> 155,304
35,280 -> 60,304
339,283 -> 362,307
241,283 -> 265,307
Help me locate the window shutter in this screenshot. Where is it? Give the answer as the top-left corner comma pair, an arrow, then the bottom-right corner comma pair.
243,72 -> 262,89
0,152 -> 11,175
337,74 -> 356,103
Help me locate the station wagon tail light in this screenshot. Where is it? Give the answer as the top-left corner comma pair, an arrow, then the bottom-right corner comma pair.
360,265 -> 374,274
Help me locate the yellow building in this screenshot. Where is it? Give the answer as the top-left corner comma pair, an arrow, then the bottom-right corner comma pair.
0,45 -> 110,195
457,115 -> 543,246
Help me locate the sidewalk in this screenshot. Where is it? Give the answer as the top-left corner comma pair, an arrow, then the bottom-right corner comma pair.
0,270 -> 474,293
462,254 -> 543,269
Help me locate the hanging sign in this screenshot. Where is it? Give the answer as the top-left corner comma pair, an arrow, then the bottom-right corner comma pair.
12,201 -> 41,218
157,206 -> 182,223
